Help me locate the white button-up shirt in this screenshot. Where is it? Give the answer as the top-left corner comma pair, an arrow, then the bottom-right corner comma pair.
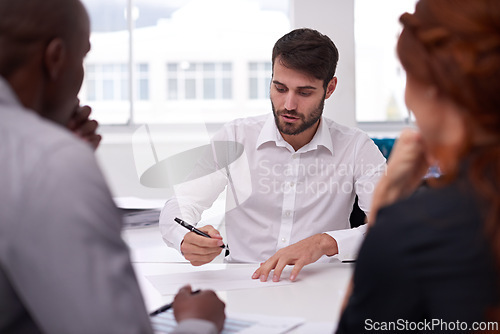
160,114 -> 386,262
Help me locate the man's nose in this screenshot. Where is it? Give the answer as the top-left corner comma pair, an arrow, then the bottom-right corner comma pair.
284,92 -> 297,111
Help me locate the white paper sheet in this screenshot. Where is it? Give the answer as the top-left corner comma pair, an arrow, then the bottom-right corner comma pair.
151,309 -> 304,334
147,267 -> 294,295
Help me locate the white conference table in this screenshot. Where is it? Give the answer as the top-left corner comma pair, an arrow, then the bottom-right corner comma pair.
122,225 -> 354,333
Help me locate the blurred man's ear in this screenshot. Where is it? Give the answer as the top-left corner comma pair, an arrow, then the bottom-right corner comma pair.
44,38 -> 67,81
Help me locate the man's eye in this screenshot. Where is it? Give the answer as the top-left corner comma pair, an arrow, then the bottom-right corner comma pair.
299,91 -> 312,97
275,86 -> 286,92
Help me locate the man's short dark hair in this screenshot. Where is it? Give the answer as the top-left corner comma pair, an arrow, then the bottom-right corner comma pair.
272,28 -> 339,90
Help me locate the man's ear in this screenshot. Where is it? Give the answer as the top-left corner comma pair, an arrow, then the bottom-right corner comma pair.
325,77 -> 337,99
44,38 -> 67,81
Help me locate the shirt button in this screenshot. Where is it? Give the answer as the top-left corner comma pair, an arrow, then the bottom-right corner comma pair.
289,182 -> 295,187
281,238 -> 287,243
285,211 -> 291,217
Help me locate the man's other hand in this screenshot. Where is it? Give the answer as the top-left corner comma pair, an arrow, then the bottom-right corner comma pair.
252,233 -> 338,282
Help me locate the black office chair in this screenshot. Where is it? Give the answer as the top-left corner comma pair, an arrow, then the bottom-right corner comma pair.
349,196 -> 366,228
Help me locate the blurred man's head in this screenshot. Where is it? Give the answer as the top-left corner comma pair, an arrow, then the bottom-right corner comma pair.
0,0 -> 90,124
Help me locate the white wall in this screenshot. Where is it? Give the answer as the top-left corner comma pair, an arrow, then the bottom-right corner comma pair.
291,0 -> 356,127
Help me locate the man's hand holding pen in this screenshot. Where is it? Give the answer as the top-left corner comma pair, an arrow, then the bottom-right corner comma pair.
148,285 -> 226,332
181,225 -> 225,266
173,286 -> 226,332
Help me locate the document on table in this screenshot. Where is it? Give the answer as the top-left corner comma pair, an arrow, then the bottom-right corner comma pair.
151,309 -> 304,334
147,267 -> 294,295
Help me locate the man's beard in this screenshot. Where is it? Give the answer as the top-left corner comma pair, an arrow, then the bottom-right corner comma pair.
272,94 -> 325,136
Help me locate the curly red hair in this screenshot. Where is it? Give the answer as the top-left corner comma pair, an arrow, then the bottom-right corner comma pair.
397,0 -> 500,328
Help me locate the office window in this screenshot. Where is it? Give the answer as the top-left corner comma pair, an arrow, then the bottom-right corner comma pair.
248,62 -> 271,100
79,0 -> 290,124
137,64 -> 149,100
166,62 -> 233,101
84,63 -> 148,101
355,0 -> 418,123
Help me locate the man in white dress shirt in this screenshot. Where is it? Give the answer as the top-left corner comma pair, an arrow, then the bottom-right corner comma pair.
160,28 -> 386,282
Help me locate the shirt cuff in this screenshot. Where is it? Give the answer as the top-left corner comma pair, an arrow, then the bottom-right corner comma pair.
170,319 -> 219,334
326,224 -> 368,261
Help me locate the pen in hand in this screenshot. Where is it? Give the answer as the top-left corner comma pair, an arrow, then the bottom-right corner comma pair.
174,217 -> 229,255
149,289 -> 201,316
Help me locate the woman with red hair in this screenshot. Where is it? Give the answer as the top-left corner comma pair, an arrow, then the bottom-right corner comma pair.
337,0 -> 500,332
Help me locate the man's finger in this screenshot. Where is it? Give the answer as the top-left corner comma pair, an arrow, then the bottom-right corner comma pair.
251,267 -> 261,280
183,231 -> 223,248
75,105 -> 91,123
272,259 -> 290,282
76,119 -> 99,136
256,258 -> 278,282
67,105 -> 91,129
177,285 -> 193,297
290,261 -> 306,282
182,243 -> 222,256
88,134 -> 102,150
197,225 -> 223,240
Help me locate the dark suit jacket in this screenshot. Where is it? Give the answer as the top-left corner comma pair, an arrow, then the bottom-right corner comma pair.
337,175 -> 499,333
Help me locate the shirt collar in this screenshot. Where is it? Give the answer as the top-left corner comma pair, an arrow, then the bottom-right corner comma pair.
0,76 -> 21,108
256,113 -> 334,155
256,114 -> 283,149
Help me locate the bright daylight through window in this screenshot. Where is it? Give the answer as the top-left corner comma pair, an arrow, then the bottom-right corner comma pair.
79,0 -> 290,125
80,0 -> 419,126
355,0 -> 419,123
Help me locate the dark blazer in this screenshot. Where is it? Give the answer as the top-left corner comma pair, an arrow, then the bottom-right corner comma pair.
337,175 -> 499,333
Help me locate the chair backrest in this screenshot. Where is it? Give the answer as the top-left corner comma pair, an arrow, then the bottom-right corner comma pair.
349,137 -> 395,228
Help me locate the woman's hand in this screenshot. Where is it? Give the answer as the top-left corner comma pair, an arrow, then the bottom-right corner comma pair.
368,129 -> 431,225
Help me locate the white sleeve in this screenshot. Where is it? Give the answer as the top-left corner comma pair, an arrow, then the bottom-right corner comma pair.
159,129 -> 233,253
159,170 -> 228,253
326,224 -> 368,261
171,319 -> 219,334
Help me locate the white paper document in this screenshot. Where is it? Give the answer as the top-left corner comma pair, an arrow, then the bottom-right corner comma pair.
147,267 -> 294,295
151,309 -> 304,334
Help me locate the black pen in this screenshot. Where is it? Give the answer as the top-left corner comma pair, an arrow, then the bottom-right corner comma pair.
174,217 -> 229,255
149,289 -> 201,316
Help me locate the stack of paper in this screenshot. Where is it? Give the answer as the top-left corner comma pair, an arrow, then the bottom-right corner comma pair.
114,197 -> 164,229
121,208 -> 161,229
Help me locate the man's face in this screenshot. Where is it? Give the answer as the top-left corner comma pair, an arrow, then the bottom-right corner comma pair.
270,59 -> 328,136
